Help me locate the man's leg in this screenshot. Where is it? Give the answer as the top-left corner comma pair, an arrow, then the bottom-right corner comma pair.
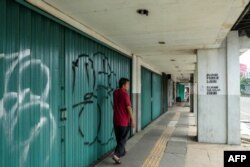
113,125 -> 123,164
114,125 -> 122,157
114,126 -> 129,157
119,126 -> 129,157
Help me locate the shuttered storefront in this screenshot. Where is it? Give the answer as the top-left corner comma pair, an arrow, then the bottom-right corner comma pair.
0,0 -> 131,167
141,67 -> 162,129
176,83 -> 185,102
152,74 -> 161,119
63,30 -> 131,167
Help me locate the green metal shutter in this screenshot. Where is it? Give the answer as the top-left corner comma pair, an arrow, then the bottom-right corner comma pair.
0,1 -> 62,167
0,0 -> 6,166
180,84 -> 185,101
141,67 -> 152,129
177,84 -> 185,101
0,1 -> 131,167
63,29 -> 131,167
152,73 -> 161,120
141,68 -> 162,128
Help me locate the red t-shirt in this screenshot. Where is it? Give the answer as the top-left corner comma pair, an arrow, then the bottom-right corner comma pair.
113,88 -> 132,126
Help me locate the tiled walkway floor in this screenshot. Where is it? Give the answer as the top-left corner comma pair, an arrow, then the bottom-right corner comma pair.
96,107 -> 250,167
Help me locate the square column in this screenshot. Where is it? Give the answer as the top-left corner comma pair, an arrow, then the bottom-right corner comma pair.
226,31 -> 240,144
197,31 -> 240,144
168,79 -> 173,107
190,74 -> 194,112
193,64 -> 198,129
132,55 -> 142,132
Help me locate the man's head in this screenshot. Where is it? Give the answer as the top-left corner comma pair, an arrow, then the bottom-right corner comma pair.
119,78 -> 130,91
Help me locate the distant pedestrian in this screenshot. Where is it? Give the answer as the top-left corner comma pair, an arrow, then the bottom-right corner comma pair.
112,78 -> 135,164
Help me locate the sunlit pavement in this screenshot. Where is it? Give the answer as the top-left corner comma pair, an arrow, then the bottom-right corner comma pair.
240,97 -> 250,143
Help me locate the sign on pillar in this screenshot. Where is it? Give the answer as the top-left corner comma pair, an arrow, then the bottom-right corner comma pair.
206,73 -> 221,95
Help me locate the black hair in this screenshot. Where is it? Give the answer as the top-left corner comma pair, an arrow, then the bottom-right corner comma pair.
119,78 -> 129,88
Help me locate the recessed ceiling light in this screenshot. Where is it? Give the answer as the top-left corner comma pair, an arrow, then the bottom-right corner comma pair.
137,9 -> 149,16
158,41 -> 165,44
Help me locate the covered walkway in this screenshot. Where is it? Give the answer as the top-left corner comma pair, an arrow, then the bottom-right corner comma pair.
1,0 -> 250,167
97,106 -> 250,167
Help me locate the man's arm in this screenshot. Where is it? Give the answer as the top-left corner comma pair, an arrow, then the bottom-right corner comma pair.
127,106 -> 136,128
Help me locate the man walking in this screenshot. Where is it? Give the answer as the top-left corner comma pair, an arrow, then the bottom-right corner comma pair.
112,78 -> 135,164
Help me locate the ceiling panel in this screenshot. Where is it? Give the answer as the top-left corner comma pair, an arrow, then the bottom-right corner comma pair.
43,0 -> 249,77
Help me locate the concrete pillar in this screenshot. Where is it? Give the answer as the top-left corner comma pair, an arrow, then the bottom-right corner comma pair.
193,64 -> 198,128
226,31 -> 240,144
186,83 -> 191,106
168,79 -> 173,107
197,31 -> 240,144
132,55 -> 141,132
197,42 -> 227,143
190,74 -> 194,112
173,81 -> 176,104
161,73 -> 169,112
